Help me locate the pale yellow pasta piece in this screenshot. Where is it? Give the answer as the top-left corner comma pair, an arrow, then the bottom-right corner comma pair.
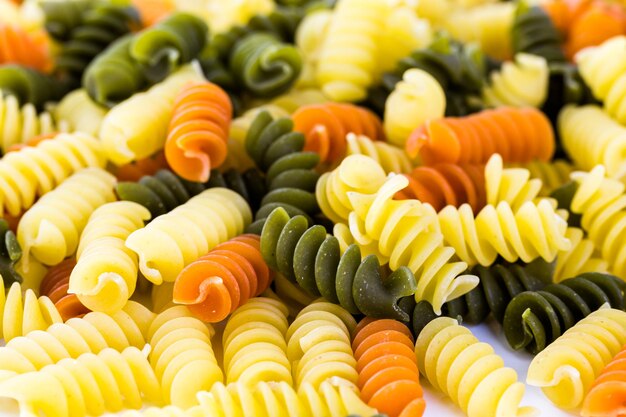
485,154 -> 543,211
553,227 -> 608,282
295,10 -> 333,89
507,160 -> 573,196
69,201 -> 151,314
54,89 -> 107,136
345,133 -> 413,174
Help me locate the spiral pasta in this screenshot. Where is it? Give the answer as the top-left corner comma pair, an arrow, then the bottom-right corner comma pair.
112,151 -> 169,182
0,273 -> 62,342
0,300 -> 154,374
0,217 -> 23,286
345,134 -> 412,175
286,301 -> 359,390
38,257 -> 88,320
125,187 -> 252,285
221,297 -> 291,385
292,102 -> 384,166
53,89 -> 107,136
581,343 -> 626,417
0,64 -> 69,109
147,306 -> 222,408
39,0 -> 91,41
0,347 -> 162,416
338,173 -> 479,314
0,24 -> 51,72
483,53 -> 549,108
512,0 -> 566,63
352,319 -> 425,417
165,82 -> 231,182
69,201 -> 151,314
416,317 -> 535,417
504,272 -> 626,354
261,207 -> 417,321
405,107 -> 556,165
295,9 -> 332,89
173,234 -> 272,323
99,64 -> 206,166
527,308 -> 626,409
383,68 -> 445,148
554,227 -> 608,283
510,159 -> 574,197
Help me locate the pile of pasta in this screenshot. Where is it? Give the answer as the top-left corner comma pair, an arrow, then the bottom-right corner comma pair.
2,0 -> 626,416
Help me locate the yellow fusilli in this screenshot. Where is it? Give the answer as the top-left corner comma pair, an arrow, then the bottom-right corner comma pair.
54,89 -> 108,136
554,227 -> 608,283
345,133 -> 413,174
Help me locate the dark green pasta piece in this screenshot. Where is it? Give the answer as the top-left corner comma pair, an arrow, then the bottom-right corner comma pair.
503,272 -> 626,354
0,65 -> 69,109
229,33 -> 302,98
512,0 -> 566,64
206,169 -> 267,211
261,207 -> 417,321
0,219 -> 23,286
130,12 -> 208,83
54,3 -> 138,87
244,111 -> 321,233
40,0 -> 92,41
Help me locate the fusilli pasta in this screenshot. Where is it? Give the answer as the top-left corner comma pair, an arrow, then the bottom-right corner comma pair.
0,24 -> 51,72
53,89 -> 107,136
38,257 -> 88,320
581,342 -> 626,417
345,134 -> 412,175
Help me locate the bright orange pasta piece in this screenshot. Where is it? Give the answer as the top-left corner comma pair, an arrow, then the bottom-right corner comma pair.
582,346 -> 626,417
0,24 -> 51,72
131,0 -> 174,27
111,151 -> 168,181
4,132 -> 57,153
166,82 -> 232,182
39,258 -> 90,321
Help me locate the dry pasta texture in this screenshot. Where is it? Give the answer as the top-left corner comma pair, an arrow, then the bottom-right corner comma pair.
39,257 -> 88,320
345,134 -> 413,175
581,343 -> 626,417
54,89 -> 107,136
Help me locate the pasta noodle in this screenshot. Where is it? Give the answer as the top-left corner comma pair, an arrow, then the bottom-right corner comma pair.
39,0 -> 91,41
99,64 -> 206,166
111,151 -> 168,182
527,308 -> 626,409
0,64 -> 68,109
292,102 -> 385,166
405,107 -> 555,165
147,306 -> 222,408
416,317 -> 535,417
294,9 -> 332,89
17,167 -> 117,269
338,173 -> 479,314
38,257 -> 89,320
261,207 -> 418,321
0,347 -> 162,416
0,217 -> 23,286
352,319 -> 425,417
345,134 -> 412,175
0,24 -> 51,72
512,0 -> 566,63
221,297 -> 291,385
503,272 -> 626,353
131,0 -> 174,27
173,234 -> 272,323
384,68 -> 445,148
483,53 -> 549,108
0,131 -> 106,217
125,187 -> 252,285
581,343 -> 626,417
69,201 -> 151,314
509,159 -> 574,197
165,82 -> 231,182
53,89 -> 107,137
554,227 -> 608,283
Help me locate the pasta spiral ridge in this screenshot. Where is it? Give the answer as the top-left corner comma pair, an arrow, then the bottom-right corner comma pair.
416,317 -> 535,417
338,173 -> 479,314
0,64 -> 70,109
554,226 -> 608,283
512,0 -> 566,64
352,319 -> 425,417
0,346 -> 162,417
17,168 -> 117,269
581,343 -> 626,417
286,301 -> 359,390
39,0 -> 91,41
69,201 -> 151,314
0,131 -> 106,217
292,102 -> 384,166
147,306 -> 222,408
261,207 -> 417,321
405,107 -> 556,165
39,257 -> 89,321
165,82 -> 232,182
222,297 -> 291,386
0,273 -> 62,342
53,89 -> 106,137
483,53 -> 549,108
0,218 -> 23,286
345,134 -> 412,175
527,308 -> 626,409
0,300 -> 154,374
510,159 -> 574,197
244,111 -> 321,233
504,272 -> 626,354
0,24 -> 51,72
125,187 -> 252,285
173,234 -> 273,323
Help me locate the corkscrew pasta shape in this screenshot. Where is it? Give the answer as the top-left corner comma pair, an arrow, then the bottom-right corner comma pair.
125,187 -> 252,285
352,319 -> 425,417
0,64 -> 68,109
554,227 -> 608,283
339,173 -> 479,314
17,168 -> 117,268
0,301 -> 154,374
416,317 -> 535,417
165,82 -> 232,182
504,272 -> 626,354
345,134 -> 412,175
292,102 -> 385,166
0,218 -> 23,286
147,306 -> 222,408
0,131 -> 106,217
221,297 -> 291,386
0,24 -> 51,72
512,0 -> 566,63
39,257 -> 88,320
53,89 -> 107,136
527,308 -> 626,409
511,159 -> 574,197
39,0 -> 91,41
581,343 -> 626,417
261,207 -> 417,321
405,107 -> 556,165
173,234 -> 271,323
69,201 -> 151,314
0,347 -> 162,417
112,151 -> 168,182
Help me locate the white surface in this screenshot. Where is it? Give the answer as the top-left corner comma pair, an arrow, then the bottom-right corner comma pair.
0,319 -> 578,417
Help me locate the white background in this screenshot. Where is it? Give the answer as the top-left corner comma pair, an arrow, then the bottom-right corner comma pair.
0,318 -> 578,416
